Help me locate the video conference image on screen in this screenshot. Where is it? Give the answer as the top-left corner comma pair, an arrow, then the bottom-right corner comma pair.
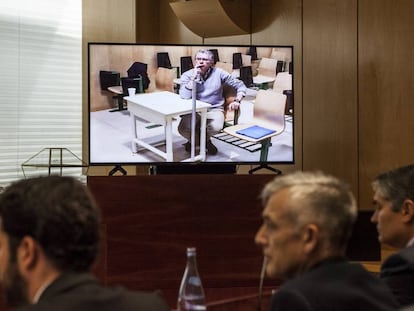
88,43 -> 294,166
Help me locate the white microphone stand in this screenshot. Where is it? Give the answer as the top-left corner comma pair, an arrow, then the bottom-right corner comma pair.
190,75 -> 199,161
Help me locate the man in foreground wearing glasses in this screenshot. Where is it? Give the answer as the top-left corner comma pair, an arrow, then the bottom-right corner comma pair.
178,49 -> 246,155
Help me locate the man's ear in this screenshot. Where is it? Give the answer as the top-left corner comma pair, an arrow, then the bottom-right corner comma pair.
302,224 -> 319,254
401,199 -> 414,223
16,236 -> 39,274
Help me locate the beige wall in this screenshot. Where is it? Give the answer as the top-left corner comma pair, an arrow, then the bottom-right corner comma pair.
83,0 -> 414,212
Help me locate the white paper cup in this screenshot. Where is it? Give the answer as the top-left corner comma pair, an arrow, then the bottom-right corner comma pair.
128,87 -> 136,96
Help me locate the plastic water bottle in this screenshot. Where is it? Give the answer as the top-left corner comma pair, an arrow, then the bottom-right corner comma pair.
177,247 -> 206,311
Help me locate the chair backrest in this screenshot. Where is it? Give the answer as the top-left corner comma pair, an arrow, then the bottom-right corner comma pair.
155,67 -> 175,92
99,70 -> 120,90
209,48 -> 219,64
157,52 -> 172,69
288,61 -> 293,74
127,62 -> 150,90
241,54 -> 252,66
257,57 -> 278,78
253,90 -> 287,131
276,60 -> 284,74
273,72 -> 292,93
215,61 -> 233,73
180,56 -> 193,75
247,46 -> 258,60
232,52 -> 243,69
121,77 -> 143,95
270,49 -> 288,61
239,66 -> 254,87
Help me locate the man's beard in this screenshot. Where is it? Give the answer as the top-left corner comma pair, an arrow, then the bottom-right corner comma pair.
2,258 -> 29,308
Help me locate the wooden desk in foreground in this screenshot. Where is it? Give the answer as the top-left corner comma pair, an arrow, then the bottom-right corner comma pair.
87,175 -> 381,309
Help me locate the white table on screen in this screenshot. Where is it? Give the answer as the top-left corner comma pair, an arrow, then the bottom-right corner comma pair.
253,75 -> 275,88
126,91 -> 210,162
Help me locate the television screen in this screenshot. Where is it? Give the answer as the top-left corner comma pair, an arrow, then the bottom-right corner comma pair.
88,43 -> 294,168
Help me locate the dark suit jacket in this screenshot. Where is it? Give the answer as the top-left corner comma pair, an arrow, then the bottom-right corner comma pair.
17,273 -> 169,311
381,245 -> 414,307
269,258 -> 398,311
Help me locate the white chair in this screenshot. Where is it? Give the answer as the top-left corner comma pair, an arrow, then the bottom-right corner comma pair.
273,72 -> 292,93
215,61 -> 233,73
218,89 -> 287,162
241,54 -> 252,66
254,57 -> 278,87
270,49 -> 288,62
273,72 -> 293,114
256,57 -> 278,78
154,67 -> 175,92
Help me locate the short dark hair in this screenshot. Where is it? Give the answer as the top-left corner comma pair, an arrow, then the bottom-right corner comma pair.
372,164 -> 414,212
0,176 -> 100,272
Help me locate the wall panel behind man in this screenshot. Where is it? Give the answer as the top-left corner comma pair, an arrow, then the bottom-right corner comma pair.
82,0 -> 139,176
358,0 -> 414,210
302,0 -> 358,193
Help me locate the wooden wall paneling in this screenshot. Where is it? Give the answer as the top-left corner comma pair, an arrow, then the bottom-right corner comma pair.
82,0 -> 137,176
87,174 -> 279,308
358,0 -> 414,211
160,0 -> 202,44
82,0 -> 136,43
250,0 -> 303,174
302,0 -> 358,192
136,1 -> 160,43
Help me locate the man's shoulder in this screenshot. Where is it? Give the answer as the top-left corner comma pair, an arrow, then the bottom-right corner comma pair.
381,245 -> 414,276
19,273 -> 169,311
272,261 -> 397,311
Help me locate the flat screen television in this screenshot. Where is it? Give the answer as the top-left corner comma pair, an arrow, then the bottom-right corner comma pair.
88,43 -> 294,172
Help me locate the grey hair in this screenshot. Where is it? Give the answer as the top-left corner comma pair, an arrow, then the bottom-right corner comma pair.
261,171 -> 357,250
195,49 -> 214,61
372,164 -> 414,212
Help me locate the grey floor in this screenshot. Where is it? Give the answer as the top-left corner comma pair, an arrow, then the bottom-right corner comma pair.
89,107 -> 293,164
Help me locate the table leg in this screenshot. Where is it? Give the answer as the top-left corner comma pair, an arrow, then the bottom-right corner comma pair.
130,113 -> 138,153
199,109 -> 206,161
165,116 -> 173,162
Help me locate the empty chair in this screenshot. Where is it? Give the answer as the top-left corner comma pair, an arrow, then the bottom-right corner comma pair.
121,77 -> 143,95
257,57 -> 278,78
276,60 -> 285,75
209,48 -> 219,64
157,52 -> 172,69
154,67 -> 176,92
273,72 -> 292,93
99,70 -> 120,90
105,77 -> 143,112
127,62 -> 150,90
180,56 -> 193,75
273,72 -> 293,114
239,66 -> 254,88
270,49 -> 288,62
247,46 -> 258,60
253,57 -> 279,87
221,89 -> 287,162
232,52 -> 243,69
214,61 -> 233,73
241,54 -> 252,66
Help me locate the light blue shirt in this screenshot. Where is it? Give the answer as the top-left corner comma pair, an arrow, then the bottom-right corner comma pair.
179,67 -> 247,109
